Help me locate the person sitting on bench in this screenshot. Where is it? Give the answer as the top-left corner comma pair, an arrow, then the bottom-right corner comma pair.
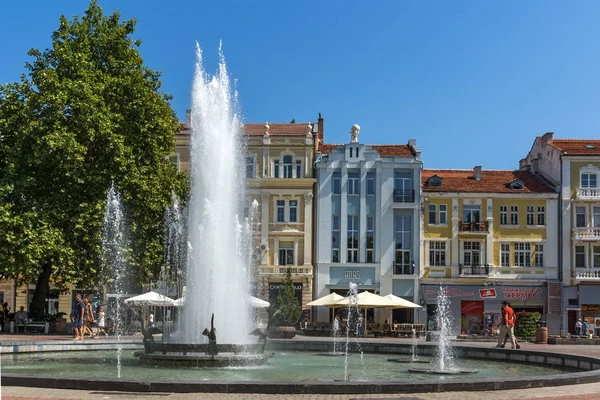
15,306 -> 28,333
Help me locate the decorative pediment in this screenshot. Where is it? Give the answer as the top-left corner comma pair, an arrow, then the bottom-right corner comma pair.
427,175 -> 443,188
580,164 -> 600,174
273,225 -> 301,233
507,178 -> 524,190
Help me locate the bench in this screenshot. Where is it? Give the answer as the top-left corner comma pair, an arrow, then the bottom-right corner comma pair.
21,322 -> 50,334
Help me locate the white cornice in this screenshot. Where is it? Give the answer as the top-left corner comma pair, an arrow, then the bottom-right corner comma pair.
424,192 -> 557,199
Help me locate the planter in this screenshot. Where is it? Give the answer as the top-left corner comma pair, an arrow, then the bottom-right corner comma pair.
55,318 -> 66,334
268,326 -> 296,339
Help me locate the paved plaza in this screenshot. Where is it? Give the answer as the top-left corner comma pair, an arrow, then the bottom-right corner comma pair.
3,334 -> 600,400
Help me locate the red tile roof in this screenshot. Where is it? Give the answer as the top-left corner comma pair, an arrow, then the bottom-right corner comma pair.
548,139 -> 600,156
178,122 -> 315,136
422,169 -> 555,193
318,143 -> 415,157
243,123 -> 314,136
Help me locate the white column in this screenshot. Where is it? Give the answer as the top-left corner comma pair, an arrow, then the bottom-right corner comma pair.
359,164 -> 367,263
261,193 -> 270,265
273,237 -> 280,266
412,205 -> 420,273
262,148 -> 269,177
303,193 -> 313,266
375,166 -> 382,264
451,198 -> 459,272
293,240 -> 298,266
340,165 -> 348,263
486,198 -> 494,266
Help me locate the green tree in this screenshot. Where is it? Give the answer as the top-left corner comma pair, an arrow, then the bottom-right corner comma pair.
268,268 -> 301,327
0,1 -> 187,317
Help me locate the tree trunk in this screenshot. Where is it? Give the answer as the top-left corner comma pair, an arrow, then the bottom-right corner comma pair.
29,260 -> 52,318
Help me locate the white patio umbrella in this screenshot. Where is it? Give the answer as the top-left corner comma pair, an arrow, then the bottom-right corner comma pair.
124,291 -> 175,307
382,294 -> 422,309
305,293 -> 345,307
334,291 -> 399,308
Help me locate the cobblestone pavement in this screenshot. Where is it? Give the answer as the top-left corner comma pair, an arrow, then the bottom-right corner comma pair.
3,334 -> 600,399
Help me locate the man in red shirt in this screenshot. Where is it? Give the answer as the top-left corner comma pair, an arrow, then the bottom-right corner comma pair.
496,301 -> 517,349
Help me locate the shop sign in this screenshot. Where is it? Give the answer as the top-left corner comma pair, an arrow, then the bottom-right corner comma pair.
344,270 -> 361,279
479,288 -> 497,299
461,300 -> 484,314
582,305 -> 600,312
423,287 -> 475,298
501,287 -> 542,300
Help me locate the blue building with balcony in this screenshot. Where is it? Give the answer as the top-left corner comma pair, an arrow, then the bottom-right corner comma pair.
313,126 -> 423,324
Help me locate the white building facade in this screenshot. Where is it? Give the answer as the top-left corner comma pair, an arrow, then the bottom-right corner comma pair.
313,130 -> 423,324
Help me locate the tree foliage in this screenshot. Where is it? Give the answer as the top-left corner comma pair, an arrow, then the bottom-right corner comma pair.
268,268 -> 301,327
0,1 -> 187,316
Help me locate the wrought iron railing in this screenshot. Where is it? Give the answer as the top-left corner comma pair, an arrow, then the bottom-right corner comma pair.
459,221 -> 489,232
393,189 -> 415,203
459,264 -> 490,276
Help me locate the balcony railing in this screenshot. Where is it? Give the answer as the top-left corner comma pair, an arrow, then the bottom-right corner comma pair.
573,227 -> 600,241
459,264 -> 490,276
258,266 -> 313,276
578,187 -> 600,200
393,189 -> 415,203
459,221 -> 489,232
574,268 -> 600,281
392,264 -> 415,275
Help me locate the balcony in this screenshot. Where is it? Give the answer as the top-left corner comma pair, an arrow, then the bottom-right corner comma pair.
578,187 -> 600,200
574,268 -> 600,281
392,263 -> 416,275
459,221 -> 489,233
459,264 -> 490,276
393,189 -> 415,203
573,227 -> 600,241
258,266 -> 313,277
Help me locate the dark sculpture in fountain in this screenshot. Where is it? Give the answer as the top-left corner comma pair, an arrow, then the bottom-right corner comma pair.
202,313 -> 218,357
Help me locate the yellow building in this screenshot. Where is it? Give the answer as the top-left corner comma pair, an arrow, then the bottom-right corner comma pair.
522,133 -> 600,335
419,166 -> 559,335
174,113 -> 320,310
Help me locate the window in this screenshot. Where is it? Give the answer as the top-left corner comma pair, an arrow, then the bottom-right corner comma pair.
428,205 -> 437,225
348,173 -> 360,195
395,215 -> 412,274
537,206 -> 545,226
582,173 -> 598,188
289,200 -> 297,223
463,241 -> 481,266
463,205 -> 480,223
394,173 -> 412,202
514,243 -> 531,267
501,244 -> 510,267
367,172 -> 375,195
276,200 -> 285,222
429,242 -> 446,266
593,207 -> 600,227
500,205 -> 508,225
576,207 -> 587,228
274,160 -> 280,178
245,157 -> 255,178
510,206 -> 519,225
333,172 -> 341,195
575,246 -> 586,268
278,242 -> 294,266
527,206 -> 535,226
283,155 -> 293,178
295,160 -> 302,178
439,205 -> 447,224
332,215 -> 340,263
535,245 -> 544,267
366,216 -> 375,263
347,215 -> 359,262
594,246 -> 600,268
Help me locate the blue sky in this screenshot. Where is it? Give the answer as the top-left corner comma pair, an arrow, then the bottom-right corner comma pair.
1,1 -> 599,169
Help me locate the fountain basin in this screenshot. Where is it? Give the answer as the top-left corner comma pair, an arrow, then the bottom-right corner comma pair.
2,339 -> 600,394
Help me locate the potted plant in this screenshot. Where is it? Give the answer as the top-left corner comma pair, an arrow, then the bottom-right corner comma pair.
268,267 -> 301,339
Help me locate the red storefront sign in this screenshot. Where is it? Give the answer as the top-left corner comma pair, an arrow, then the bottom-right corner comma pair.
461,300 -> 484,314
479,288 -> 497,299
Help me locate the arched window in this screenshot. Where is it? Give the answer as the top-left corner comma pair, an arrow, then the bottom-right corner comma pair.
283,155 -> 293,178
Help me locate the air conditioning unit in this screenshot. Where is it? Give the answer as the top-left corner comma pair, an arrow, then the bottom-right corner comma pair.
260,244 -> 268,251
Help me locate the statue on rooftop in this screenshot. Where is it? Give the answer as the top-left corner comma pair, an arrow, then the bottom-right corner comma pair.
350,124 -> 360,143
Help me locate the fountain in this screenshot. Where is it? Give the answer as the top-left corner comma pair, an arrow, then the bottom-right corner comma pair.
102,183 -> 127,378
136,43 -> 270,366
409,286 -> 478,375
